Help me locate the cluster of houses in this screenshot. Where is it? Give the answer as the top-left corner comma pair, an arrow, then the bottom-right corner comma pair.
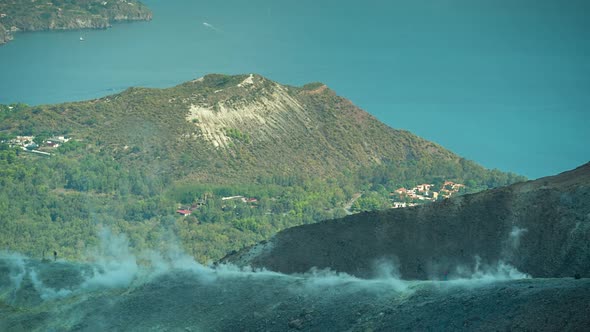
391,181 -> 465,208
221,195 -> 258,203
176,195 -> 259,216
176,198 -> 206,216
439,181 -> 466,198
3,135 -> 71,156
7,135 -> 70,148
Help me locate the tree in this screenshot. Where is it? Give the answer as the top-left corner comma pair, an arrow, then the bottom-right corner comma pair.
33,131 -> 52,146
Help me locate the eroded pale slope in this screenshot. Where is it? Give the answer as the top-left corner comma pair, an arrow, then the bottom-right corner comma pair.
186,77 -> 311,149
1,73 -> 519,185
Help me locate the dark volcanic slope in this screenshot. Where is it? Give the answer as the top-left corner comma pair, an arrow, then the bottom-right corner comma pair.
1,257 -> 589,332
223,163 -> 590,279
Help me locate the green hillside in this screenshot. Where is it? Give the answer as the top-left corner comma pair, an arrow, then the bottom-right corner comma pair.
0,74 -> 525,262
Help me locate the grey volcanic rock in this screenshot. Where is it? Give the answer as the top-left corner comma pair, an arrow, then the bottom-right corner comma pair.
1,257 -> 589,331
223,163 -> 590,279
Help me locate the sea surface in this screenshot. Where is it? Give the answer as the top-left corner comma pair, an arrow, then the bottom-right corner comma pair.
0,0 -> 588,179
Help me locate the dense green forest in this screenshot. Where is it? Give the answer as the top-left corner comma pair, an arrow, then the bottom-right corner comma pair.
0,137 -> 343,261
0,75 -> 526,262
0,134 -> 523,263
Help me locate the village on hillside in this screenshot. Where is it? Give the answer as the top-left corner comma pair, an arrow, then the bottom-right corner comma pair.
176,195 -> 259,216
175,181 -> 467,220
390,181 -> 465,208
1,135 -> 468,216
2,134 -> 468,216
2,135 -> 71,156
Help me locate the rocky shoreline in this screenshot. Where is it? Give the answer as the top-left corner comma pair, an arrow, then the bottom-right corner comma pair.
0,0 -> 152,45
0,24 -> 11,44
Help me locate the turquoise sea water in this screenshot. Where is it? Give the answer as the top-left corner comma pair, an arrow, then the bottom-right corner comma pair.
0,0 -> 588,179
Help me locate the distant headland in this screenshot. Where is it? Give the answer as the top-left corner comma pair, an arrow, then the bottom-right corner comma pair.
0,0 -> 152,45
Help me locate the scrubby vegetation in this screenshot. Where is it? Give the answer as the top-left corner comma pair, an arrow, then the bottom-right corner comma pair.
0,75 -> 525,262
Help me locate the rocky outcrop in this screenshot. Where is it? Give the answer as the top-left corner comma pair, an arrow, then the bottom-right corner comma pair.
0,23 -> 12,45
223,162 -> 590,279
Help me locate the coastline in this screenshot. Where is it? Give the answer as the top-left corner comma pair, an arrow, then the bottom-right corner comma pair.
0,1 -> 152,46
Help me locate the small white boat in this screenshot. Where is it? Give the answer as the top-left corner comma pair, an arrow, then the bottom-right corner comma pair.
79,37 -> 84,41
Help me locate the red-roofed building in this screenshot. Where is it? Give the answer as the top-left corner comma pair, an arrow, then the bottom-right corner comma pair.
394,188 -> 407,195
416,184 -> 433,192
176,209 -> 192,216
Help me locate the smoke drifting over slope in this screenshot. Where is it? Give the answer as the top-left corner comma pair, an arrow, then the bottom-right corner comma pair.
2,164 -> 589,330
224,163 -> 590,280
0,225 -> 532,307
0,223 -> 588,331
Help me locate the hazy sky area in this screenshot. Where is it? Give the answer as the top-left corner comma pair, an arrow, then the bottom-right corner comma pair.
0,0 -> 588,178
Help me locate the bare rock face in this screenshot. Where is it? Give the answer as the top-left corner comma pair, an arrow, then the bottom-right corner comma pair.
222,163 -> 590,279
20,73 -> 500,185
186,75 -> 310,149
0,23 -> 11,44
